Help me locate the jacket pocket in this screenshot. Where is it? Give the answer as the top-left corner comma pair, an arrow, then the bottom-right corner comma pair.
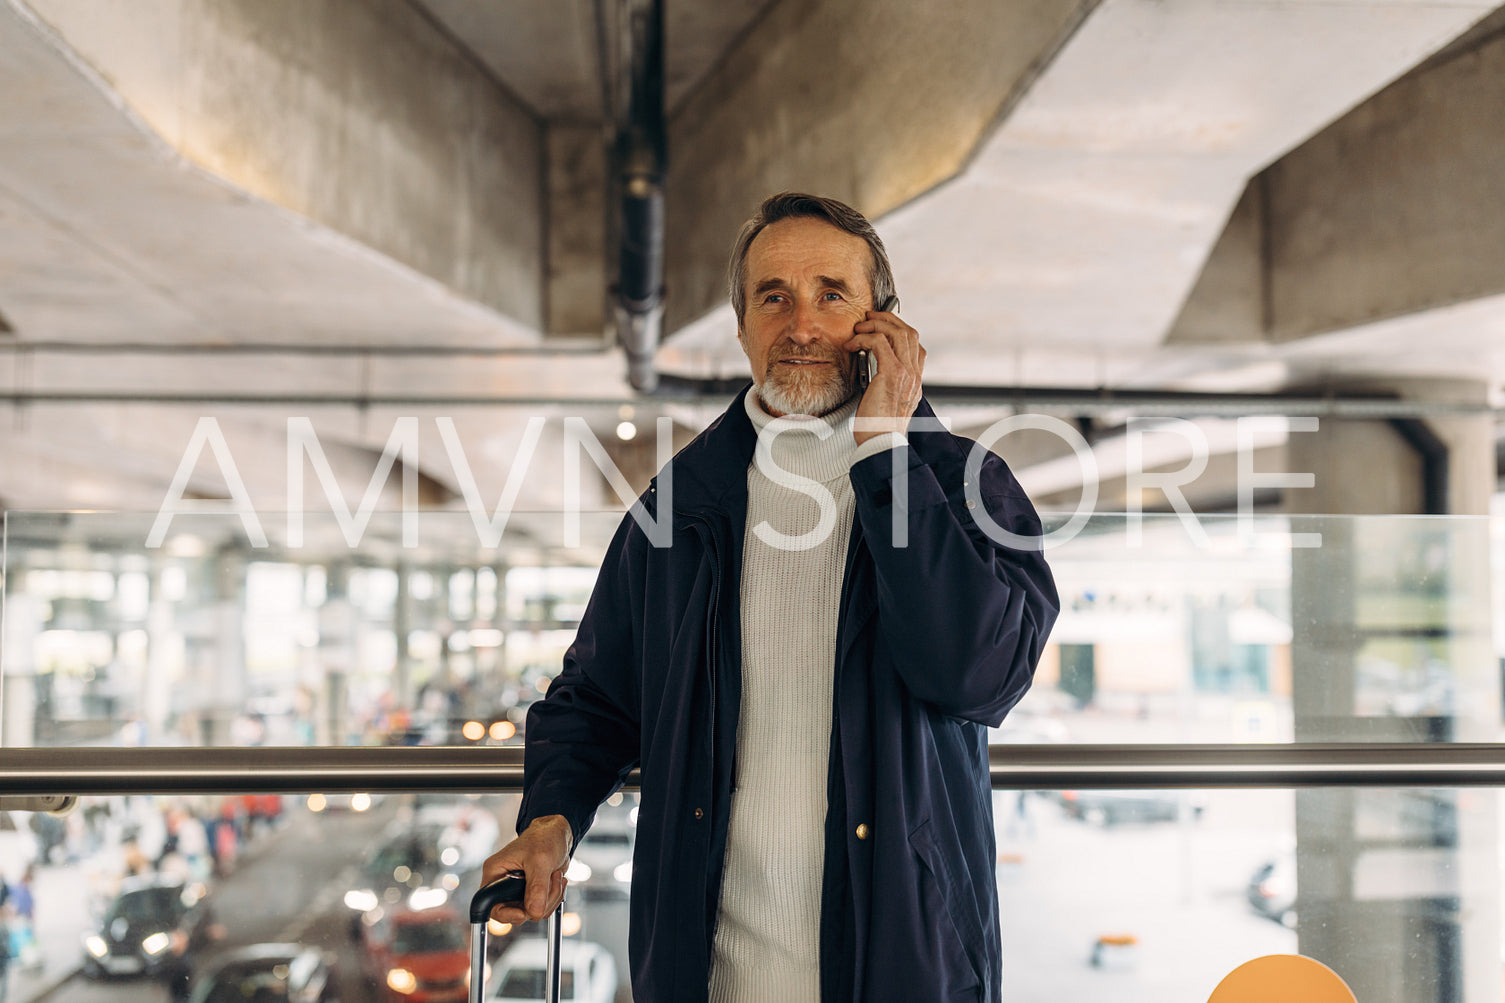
908,817 -> 984,999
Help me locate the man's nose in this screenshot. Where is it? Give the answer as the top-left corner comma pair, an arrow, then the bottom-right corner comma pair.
786,300 -> 822,344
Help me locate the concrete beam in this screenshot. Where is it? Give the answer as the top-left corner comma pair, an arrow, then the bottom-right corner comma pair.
24,0 -> 545,328
1169,14 -> 1505,350
662,0 -> 1093,331
545,124 -> 608,337
1164,179 -> 1265,347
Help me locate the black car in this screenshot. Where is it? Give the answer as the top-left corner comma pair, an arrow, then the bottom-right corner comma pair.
83,874 -> 215,991
1246,853 -> 1297,927
187,943 -> 340,1003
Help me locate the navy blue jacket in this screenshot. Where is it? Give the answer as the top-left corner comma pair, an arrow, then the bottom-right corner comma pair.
517,390 -> 1058,1001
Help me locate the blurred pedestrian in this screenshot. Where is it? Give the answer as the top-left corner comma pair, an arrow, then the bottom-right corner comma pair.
0,911 -> 12,1003
1005,790 -> 1037,841
212,800 -> 239,876
28,813 -> 64,866
121,835 -> 151,877
8,868 -> 37,973
174,810 -> 211,882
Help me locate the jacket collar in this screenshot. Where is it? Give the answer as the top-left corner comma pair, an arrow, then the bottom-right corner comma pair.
658,385 -> 759,520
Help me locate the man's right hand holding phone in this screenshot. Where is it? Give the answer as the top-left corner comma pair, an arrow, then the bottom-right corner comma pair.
847,296 -> 926,446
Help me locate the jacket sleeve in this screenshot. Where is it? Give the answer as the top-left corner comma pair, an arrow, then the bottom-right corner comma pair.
848,434 -> 1060,727
515,512 -> 644,851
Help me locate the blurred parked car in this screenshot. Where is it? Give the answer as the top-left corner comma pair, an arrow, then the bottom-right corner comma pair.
559,797 -> 636,903
412,798 -> 501,873
1246,853 -> 1297,927
188,943 -> 339,1003
1054,789 -> 1204,827
360,906 -> 472,1003
306,792 -> 383,813
344,821 -> 484,934
567,827 -> 634,902
487,939 -> 617,1003
83,874 -> 215,992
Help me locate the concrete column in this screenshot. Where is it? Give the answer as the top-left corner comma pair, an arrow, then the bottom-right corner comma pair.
294,565 -> 322,745
197,544 -> 249,746
435,567 -> 454,680
0,563 -> 43,747
451,567 -> 478,681
393,563 -> 414,710
317,562 -> 354,746
489,563 -> 510,687
1285,379 -> 1497,1002
141,561 -> 178,742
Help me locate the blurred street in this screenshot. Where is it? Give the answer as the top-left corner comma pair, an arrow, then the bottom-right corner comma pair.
7,780 -> 1305,1003
996,787 -> 1297,1001
19,798 -> 395,1003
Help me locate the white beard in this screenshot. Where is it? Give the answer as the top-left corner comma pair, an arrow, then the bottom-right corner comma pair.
756,363 -> 857,417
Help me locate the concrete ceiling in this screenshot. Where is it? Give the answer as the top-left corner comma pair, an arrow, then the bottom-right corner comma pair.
413,0 -> 775,120
0,0 -> 1501,538
664,0 -> 1505,388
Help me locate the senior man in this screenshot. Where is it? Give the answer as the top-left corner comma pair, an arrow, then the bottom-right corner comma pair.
483,192 -> 1059,1002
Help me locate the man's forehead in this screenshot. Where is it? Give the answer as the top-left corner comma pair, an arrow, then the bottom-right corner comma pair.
745,216 -> 871,282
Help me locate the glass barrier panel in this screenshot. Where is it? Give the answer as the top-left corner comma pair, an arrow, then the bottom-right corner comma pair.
1,511 -> 624,750
5,786 -> 1498,1002
992,783 -> 1501,1002
3,511 -> 1500,751
1005,512 -> 1500,747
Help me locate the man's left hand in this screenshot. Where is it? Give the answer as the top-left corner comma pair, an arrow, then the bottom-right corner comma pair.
846,306 -> 926,445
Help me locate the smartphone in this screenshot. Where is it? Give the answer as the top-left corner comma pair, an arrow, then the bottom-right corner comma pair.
856,295 -> 897,392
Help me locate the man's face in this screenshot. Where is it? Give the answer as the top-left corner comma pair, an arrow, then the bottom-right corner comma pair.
739,216 -> 873,417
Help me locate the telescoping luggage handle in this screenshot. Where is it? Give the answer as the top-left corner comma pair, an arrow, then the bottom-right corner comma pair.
469,871 -> 564,1003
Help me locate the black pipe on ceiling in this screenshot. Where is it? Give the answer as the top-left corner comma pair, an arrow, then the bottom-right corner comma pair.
614,0 -> 666,393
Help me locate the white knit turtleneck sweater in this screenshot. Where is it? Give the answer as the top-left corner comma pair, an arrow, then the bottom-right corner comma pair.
708,391 -> 901,1003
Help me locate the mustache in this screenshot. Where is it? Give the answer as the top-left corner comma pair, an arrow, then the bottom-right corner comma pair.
766,341 -> 849,365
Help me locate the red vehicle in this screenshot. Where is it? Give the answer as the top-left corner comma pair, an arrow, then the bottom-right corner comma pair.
360,906 -> 472,1003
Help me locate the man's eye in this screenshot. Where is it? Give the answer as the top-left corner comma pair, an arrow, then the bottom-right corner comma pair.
822,291 -> 843,301
764,294 -> 785,304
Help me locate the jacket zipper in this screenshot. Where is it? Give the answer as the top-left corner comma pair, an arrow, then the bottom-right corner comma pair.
822,518 -> 865,1003
686,514 -> 725,777
706,536 -> 720,771
695,517 -> 729,960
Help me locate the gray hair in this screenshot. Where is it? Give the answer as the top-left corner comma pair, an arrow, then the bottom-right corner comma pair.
727,192 -> 897,328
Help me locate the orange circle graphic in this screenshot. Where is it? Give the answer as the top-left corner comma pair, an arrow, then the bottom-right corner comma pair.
1208,954 -> 1357,1003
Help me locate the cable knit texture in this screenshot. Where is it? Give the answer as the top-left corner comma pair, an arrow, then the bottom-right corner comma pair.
708,391 -> 902,1003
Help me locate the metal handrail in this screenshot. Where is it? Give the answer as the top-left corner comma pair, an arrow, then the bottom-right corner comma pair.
4,743 -> 1505,796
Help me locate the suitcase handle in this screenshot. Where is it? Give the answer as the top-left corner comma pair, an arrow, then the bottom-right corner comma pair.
470,872 -> 528,923
468,871 -> 565,1003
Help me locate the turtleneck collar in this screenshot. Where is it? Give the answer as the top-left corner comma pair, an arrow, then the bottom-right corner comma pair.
743,387 -> 861,484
